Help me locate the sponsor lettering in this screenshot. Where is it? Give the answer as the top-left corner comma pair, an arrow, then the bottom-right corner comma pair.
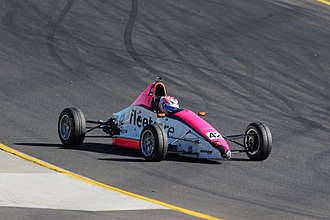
200,127 -> 213,131
129,109 -> 175,136
200,150 -> 213,154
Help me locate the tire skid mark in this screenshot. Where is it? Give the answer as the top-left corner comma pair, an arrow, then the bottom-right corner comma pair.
111,5 -> 192,90
1,1 -> 24,29
135,18 -> 217,116
193,27 -> 329,135
1,0 -> 43,43
195,31 -> 293,117
274,51 -> 328,100
121,0 -> 196,90
119,0 -> 178,88
122,0 -> 300,126
189,42 -> 253,99
184,1 -> 330,128
192,13 -> 303,117
0,1 -> 72,85
137,1 -> 297,121
30,0 -> 94,83
83,0 -> 184,89
266,49 -> 330,133
45,0 -> 76,76
42,0 -> 328,137
121,0 -> 215,115
309,148 -> 330,184
188,36 -> 296,123
138,2 -> 234,114
26,1 -> 75,81
124,0 -> 157,76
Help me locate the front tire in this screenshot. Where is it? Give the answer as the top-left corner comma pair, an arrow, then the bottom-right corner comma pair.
244,122 -> 272,161
58,108 -> 86,147
140,124 -> 168,161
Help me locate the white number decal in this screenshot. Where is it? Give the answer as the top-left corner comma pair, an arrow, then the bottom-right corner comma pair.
206,132 -> 222,140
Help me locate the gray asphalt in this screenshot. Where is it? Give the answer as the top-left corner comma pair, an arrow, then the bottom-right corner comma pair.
1,0 -> 330,219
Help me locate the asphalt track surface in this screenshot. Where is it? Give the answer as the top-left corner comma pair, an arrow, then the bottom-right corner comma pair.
0,0 -> 329,219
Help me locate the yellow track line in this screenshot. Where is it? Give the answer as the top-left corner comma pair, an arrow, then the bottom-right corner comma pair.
0,143 -> 222,220
318,0 -> 330,6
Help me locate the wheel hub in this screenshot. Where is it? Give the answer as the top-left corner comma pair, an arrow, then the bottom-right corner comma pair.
245,129 -> 259,155
142,131 -> 155,157
60,115 -> 72,140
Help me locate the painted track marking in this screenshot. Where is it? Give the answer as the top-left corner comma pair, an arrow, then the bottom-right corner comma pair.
318,0 -> 330,6
0,143 -> 222,220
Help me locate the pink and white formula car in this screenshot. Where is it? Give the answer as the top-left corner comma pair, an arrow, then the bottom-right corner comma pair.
58,77 -> 272,161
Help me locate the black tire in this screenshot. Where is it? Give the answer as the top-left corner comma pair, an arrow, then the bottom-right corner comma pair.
58,108 -> 86,147
140,124 -> 168,161
244,122 -> 272,161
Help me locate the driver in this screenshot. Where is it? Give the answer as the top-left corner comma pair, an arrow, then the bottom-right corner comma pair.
159,96 -> 180,114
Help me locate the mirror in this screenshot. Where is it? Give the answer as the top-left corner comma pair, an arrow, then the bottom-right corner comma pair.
157,112 -> 166,117
198,111 -> 206,117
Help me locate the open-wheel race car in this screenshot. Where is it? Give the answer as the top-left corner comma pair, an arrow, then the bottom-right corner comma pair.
58,77 -> 272,161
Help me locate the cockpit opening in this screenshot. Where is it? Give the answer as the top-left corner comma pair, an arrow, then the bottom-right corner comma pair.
153,82 -> 167,111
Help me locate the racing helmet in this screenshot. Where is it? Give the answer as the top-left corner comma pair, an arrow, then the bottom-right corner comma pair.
159,96 -> 180,114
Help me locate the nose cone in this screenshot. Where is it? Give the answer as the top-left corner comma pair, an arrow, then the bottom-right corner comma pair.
213,139 -> 230,150
213,140 -> 231,159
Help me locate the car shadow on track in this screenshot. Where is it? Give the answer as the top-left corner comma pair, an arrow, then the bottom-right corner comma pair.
99,155 -> 222,164
14,142 -> 222,164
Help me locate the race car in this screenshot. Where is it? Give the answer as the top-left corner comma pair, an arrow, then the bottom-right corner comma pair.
58,77 -> 272,161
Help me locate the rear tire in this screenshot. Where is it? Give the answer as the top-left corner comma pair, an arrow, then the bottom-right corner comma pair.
244,122 -> 272,161
140,124 -> 168,161
58,108 -> 86,147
